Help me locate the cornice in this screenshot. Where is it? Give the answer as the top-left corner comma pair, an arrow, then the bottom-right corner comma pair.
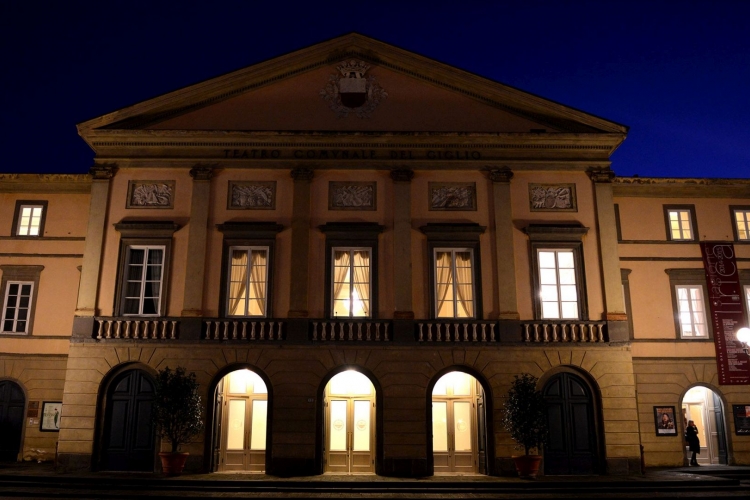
613,176 -> 750,198
0,174 -> 91,194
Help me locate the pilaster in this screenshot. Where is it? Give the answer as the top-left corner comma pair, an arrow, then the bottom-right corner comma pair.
288,168 -> 314,318
74,164 -> 117,317
390,168 -> 414,320
487,167 -> 519,320
587,167 -> 626,321
181,165 -> 215,317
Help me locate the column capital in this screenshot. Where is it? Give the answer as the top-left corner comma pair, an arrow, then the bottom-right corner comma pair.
486,166 -> 513,183
189,164 -> 217,181
586,167 -> 616,183
290,168 -> 315,181
89,163 -> 118,180
390,168 -> 414,182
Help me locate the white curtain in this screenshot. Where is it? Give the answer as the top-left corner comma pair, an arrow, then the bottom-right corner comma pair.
249,250 -> 267,316
454,251 -> 474,317
229,250 -> 248,315
352,250 -> 370,317
333,251 -> 351,314
435,252 -> 453,317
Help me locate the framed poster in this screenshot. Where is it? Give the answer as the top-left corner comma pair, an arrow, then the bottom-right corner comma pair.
654,406 -> 677,436
733,405 -> 750,435
40,401 -> 62,432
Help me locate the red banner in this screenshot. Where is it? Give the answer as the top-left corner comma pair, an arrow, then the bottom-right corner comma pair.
700,242 -> 750,385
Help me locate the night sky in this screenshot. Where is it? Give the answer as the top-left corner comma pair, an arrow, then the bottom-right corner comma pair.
1,1 -> 748,178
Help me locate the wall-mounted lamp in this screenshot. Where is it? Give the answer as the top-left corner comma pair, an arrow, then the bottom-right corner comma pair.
737,327 -> 750,355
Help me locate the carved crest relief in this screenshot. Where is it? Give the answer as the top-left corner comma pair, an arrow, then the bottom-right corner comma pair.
329,182 -> 376,211
228,181 -> 276,210
529,183 -> 577,212
126,181 -> 175,209
320,60 -> 387,118
429,182 -> 477,211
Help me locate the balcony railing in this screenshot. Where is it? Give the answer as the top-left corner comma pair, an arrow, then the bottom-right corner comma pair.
521,321 -> 607,343
417,321 -> 498,342
311,320 -> 391,341
204,319 -> 284,341
95,318 -> 179,340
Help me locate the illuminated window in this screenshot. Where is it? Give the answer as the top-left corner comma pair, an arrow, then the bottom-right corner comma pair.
734,209 -> 750,241
122,246 -> 165,316
1,282 -> 33,334
675,285 -> 708,338
434,248 -> 475,318
538,249 -> 579,319
664,206 -> 696,241
331,248 -> 371,318
12,201 -> 47,237
227,247 -> 268,317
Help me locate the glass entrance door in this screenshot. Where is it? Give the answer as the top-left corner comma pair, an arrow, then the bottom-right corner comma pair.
432,371 -> 479,474
220,370 -> 267,472
325,371 -> 375,474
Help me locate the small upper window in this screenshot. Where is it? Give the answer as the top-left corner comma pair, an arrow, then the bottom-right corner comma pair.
734,209 -> 750,241
434,248 -> 475,319
664,206 -> 697,241
13,202 -> 46,237
332,248 -> 371,318
227,247 -> 269,317
1,281 -> 33,334
675,285 -> 708,338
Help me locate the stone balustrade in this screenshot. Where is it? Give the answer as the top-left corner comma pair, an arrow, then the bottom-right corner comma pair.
95,318 -> 179,340
204,319 -> 284,341
521,321 -> 607,343
417,321 -> 498,342
311,320 -> 391,341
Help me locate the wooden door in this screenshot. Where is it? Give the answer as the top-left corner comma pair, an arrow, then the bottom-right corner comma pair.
0,381 -> 24,462
101,370 -> 156,471
325,397 -> 374,473
543,373 -> 597,475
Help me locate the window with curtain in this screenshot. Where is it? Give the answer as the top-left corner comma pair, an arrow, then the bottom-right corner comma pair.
331,248 -> 371,318
122,245 -> 165,316
434,248 -> 475,318
227,247 -> 269,317
675,285 -> 708,338
537,249 -> 579,319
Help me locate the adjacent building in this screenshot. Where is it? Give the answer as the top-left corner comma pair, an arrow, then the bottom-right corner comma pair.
1,33 -> 748,476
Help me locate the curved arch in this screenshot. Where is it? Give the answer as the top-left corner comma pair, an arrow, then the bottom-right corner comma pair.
425,365 -> 495,476
679,382 -> 732,465
202,363 -> 274,473
540,366 -> 604,475
0,378 -> 26,462
315,365 -> 383,476
93,362 -> 157,471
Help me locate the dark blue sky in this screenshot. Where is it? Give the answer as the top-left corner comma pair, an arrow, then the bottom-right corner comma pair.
2,1 -> 748,178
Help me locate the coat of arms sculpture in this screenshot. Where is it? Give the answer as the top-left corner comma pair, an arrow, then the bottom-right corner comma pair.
320,60 -> 387,118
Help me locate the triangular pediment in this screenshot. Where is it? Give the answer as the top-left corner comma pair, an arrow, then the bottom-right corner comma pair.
78,33 -> 627,143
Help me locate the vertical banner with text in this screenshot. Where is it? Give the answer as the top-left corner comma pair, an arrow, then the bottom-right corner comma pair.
700,242 -> 750,385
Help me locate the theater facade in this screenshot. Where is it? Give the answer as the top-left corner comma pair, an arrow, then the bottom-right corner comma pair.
1,33 -> 749,476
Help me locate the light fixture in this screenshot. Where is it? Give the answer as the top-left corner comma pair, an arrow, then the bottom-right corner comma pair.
737,327 -> 750,355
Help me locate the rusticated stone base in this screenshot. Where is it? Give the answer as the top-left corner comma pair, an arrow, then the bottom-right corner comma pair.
56,453 -> 91,472
269,458 -> 317,477
381,458 -> 429,477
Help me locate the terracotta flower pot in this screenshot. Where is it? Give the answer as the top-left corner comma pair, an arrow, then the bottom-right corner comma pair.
512,454 -> 542,479
158,452 -> 189,476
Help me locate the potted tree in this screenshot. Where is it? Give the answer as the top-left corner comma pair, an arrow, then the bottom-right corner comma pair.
502,373 -> 548,478
152,366 -> 204,476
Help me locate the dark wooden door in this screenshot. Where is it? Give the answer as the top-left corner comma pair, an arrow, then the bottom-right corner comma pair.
712,392 -> 728,465
543,373 -> 598,475
101,370 -> 156,471
0,381 -> 25,461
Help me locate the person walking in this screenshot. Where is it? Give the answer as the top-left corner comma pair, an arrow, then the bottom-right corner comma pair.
685,419 -> 701,466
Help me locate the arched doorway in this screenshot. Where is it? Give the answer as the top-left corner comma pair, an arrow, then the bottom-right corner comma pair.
100,369 -> 156,471
543,371 -> 599,475
214,369 -> 268,472
0,380 -> 25,462
324,370 -> 376,474
682,386 -> 728,465
431,371 -> 488,474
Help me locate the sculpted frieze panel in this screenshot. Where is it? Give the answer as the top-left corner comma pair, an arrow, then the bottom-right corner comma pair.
126,180 -> 175,209
428,182 -> 477,211
529,183 -> 577,212
328,181 -> 376,211
228,181 -> 276,210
